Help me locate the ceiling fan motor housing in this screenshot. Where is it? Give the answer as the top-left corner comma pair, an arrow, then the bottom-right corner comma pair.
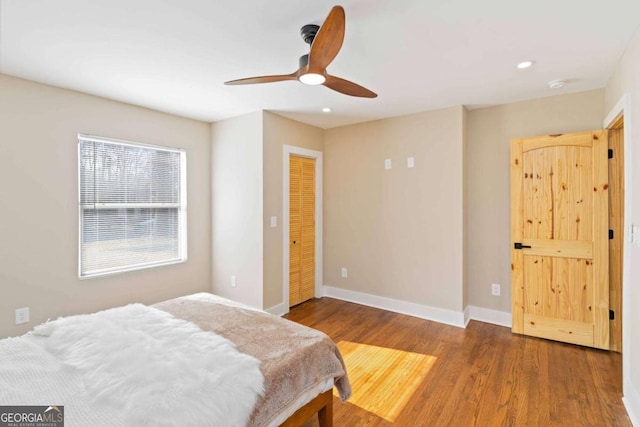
299,24 -> 319,70
300,24 -> 320,45
299,54 -> 310,69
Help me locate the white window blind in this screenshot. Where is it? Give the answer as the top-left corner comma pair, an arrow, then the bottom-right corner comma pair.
78,135 -> 187,278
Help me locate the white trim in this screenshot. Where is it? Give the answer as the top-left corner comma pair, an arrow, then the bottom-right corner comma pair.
603,96 -> 628,131
623,379 -> 640,427
323,285 -> 466,328
282,145 -> 323,312
465,305 -> 512,328
603,94 -> 633,408
265,302 -> 287,317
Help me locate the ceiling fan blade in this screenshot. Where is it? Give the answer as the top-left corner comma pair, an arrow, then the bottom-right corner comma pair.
307,6 -> 345,73
224,73 -> 297,85
323,75 -> 377,98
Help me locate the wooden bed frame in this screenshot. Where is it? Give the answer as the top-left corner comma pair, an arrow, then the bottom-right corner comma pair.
280,390 -> 333,427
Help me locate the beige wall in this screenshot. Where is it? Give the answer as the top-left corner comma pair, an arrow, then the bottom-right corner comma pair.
324,107 -> 465,312
604,26 -> 640,419
0,74 -> 212,338
210,112 -> 263,309
465,90 -> 605,313
210,111 -> 322,311
262,111 -> 323,309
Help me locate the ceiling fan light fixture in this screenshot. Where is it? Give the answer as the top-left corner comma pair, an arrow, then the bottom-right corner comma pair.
299,73 -> 326,85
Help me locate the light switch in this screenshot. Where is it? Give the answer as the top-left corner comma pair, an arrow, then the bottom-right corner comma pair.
270,216 -> 277,228
341,268 -> 348,278
407,157 -> 415,168
384,159 -> 392,170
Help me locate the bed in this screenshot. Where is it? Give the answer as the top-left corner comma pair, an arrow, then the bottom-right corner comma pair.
0,293 -> 351,426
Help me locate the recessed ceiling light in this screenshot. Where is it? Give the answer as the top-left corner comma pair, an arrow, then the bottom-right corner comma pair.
548,79 -> 566,89
322,107 -> 332,113
517,60 -> 534,69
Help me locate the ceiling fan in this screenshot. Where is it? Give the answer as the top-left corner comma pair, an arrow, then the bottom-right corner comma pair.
224,6 -> 377,98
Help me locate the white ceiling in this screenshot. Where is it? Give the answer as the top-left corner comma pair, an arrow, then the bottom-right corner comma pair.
1,0 -> 639,129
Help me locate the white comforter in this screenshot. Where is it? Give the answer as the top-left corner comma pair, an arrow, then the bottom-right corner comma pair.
0,304 -> 264,427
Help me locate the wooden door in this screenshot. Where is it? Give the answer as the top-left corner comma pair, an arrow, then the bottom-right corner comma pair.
510,131 -> 610,349
289,155 -> 315,307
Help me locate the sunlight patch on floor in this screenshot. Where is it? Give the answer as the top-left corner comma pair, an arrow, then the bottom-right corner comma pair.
335,341 -> 437,422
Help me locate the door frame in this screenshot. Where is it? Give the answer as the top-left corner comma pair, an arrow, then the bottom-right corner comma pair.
282,145 -> 323,311
603,94 -> 632,403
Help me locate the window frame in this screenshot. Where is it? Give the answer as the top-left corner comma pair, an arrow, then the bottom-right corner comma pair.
77,134 -> 187,279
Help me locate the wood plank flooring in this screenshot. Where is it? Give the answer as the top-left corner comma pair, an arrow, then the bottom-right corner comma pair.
284,298 -> 630,427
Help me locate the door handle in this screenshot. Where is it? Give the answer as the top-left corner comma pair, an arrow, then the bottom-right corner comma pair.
292,240 -> 297,244
514,242 -> 531,250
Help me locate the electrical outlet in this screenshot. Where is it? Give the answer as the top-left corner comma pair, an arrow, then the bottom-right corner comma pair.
15,307 -> 29,325
384,159 -> 392,170
491,283 -> 501,296
231,275 -> 237,288
341,268 -> 348,278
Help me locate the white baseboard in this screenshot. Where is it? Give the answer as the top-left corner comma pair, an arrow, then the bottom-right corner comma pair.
265,302 -> 288,317
323,285 -> 466,328
464,305 -> 511,328
624,379 -> 640,426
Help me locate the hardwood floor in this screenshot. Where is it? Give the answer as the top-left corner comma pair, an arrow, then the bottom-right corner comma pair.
284,298 -> 630,427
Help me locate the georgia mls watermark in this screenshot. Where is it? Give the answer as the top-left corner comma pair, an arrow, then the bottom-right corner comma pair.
0,406 -> 64,427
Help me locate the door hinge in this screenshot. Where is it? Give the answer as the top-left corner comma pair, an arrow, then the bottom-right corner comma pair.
610,309 -> 615,320
609,229 -> 614,239
608,149 -> 613,159
514,242 -> 532,250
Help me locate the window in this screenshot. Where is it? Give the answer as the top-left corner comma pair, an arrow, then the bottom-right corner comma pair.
78,135 -> 187,278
